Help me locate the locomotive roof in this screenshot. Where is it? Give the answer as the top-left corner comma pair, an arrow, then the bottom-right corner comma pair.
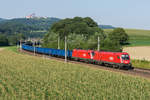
73,49 -> 129,55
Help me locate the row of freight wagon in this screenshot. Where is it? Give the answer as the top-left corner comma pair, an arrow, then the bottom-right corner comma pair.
22,44 -> 72,58
22,44 -> 133,69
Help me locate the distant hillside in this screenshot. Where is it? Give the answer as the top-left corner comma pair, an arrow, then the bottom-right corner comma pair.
0,17 -> 60,38
0,18 -> 6,23
1,17 -> 60,30
0,18 -> 4,21
99,25 -> 115,29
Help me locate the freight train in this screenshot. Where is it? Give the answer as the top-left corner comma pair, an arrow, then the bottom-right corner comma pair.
22,44 -> 133,70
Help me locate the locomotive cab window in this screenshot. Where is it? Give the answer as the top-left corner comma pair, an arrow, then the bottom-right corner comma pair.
121,55 -> 129,60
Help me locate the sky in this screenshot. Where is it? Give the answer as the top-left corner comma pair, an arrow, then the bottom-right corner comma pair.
0,0 -> 150,30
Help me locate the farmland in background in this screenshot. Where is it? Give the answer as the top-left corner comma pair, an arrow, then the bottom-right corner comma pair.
0,47 -> 150,99
104,29 -> 150,46
123,46 -> 150,69
123,46 -> 150,61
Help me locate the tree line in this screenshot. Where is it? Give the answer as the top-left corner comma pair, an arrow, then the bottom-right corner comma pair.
42,17 -> 129,52
0,17 -> 60,46
0,34 -> 25,46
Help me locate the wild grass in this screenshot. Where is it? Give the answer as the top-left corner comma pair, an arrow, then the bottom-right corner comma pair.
0,48 -> 150,99
4,46 -> 19,53
104,29 -> 150,46
132,59 -> 150,69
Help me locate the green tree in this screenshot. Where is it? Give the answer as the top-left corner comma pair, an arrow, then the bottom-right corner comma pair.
83,17 -> 98,27
0,34 -> 8,46
67,34 -> 86,50
42,31 -> 58,48
50,17 -> 99,37
17,33 -> 26,41
100,38 -> 122,52
8,35 -> 18,45
7,33 -> 26,45
43,17 -> 104,49
108,28 -> 129,45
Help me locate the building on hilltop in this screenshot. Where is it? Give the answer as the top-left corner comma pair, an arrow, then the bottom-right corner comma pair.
25,13 -> 36,19
25,13 -> 48,19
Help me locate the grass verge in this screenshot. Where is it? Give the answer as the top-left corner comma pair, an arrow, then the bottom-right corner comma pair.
5,46 -> 19,53
132,59 -> 150,69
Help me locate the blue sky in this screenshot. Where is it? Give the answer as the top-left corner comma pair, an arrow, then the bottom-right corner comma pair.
0,0 -> 150,29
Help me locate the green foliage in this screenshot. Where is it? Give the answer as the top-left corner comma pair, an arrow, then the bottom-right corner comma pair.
11,18 -> 60,30
0,32 -> 25,46
100,38 -> 122,52
83,17 -> 98,27
67,34 -> 97,50
0,49 -> 150,99
50,17 -> 99,37
108,28 -> 129,45
0,17 -> 60,38
42,31 -> 58,48
104,29 -> 150,46
43,17 -> 106,50
67,34 -> 85,49
7,36 -> 18,45
7,33 -> 25,45
0,21 -> 30,35
0,34 -> 9,46
43,17 -> 125,52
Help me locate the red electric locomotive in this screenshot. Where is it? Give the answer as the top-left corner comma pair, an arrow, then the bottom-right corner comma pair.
72,49 -> 132,69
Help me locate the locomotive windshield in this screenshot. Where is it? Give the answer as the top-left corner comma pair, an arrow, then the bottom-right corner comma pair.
121,55 -> 129,60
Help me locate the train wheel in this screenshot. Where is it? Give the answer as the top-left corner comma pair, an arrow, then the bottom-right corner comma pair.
105,64 -> 109,67
113,65 -> 118,69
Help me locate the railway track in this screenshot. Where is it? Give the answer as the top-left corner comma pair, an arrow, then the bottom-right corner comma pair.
20,49 -> 150,79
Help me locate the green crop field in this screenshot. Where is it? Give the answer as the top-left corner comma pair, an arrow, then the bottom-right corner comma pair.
0,47 -> 150,100
104,29 -> 150,46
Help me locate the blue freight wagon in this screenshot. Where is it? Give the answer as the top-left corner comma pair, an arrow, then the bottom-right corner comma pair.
22,44 -> 72,58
